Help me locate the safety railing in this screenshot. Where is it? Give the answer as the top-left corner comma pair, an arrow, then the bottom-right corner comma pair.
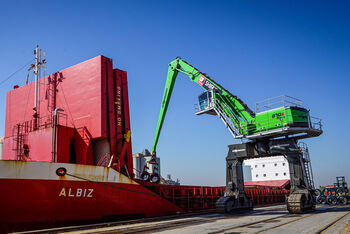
310,116 -> 322,130
194,98 -> 215,113
12,112 -> 68,136
139,181 -> 289,211
256,95 -> 303,113
12,115 -> 51,136
96,153 -> 111,167
214,99 -> 244,136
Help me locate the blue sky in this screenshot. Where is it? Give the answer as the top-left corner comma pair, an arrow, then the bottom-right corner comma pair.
0,1 -> 349,187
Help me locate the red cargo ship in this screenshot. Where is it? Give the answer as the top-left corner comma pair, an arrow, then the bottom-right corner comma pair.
0,48 -> 288,233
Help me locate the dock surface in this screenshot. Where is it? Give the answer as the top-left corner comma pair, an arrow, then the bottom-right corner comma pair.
24,204 -> 350,234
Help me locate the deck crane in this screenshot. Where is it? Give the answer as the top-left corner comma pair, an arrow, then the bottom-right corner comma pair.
152,57 -> 322,214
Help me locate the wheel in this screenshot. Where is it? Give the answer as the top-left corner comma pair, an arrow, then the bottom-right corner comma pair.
316,195 -> 326,204
331,196 -> 338,205
336,187 -> 346,196
326,196 -> 337,205
141,172 -> 150,181
338,196 -> 347,205
314,189 -> 321,197
150,173 -> 160,183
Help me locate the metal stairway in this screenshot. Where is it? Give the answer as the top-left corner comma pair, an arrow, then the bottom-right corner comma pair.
213,99 -> 242,138
298,142 -> 315,189
194,91 -> 243,138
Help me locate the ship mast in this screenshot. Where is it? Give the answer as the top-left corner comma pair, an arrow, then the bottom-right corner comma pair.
29,45 -> 46,130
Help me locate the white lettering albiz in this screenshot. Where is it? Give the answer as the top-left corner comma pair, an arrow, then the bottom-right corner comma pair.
59,188 -> 94,197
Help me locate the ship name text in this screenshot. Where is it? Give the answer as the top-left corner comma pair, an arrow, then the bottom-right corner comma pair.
59,188 -> 94,198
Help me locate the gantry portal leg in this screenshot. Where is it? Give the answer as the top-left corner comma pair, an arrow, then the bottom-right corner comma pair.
216,144 -> 253,213
216,138 -> 315,214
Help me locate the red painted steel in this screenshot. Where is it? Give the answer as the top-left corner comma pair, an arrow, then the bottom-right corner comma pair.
0,178 -> 183,233
116,70 -> 133,176
3,56 -> 112,161
139,181 -> 289,211
107,58 -> 117,161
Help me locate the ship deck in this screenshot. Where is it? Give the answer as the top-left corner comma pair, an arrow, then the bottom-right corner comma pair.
21,204 -> 350,234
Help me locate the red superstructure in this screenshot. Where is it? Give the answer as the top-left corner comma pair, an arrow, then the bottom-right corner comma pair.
3,55 -> 132,174
0,54 -> 288,233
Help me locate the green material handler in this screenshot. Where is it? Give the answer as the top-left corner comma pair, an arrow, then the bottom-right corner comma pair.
151,57 -> 322,214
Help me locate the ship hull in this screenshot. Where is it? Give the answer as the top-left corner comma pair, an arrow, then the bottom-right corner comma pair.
0,161 -> 182,232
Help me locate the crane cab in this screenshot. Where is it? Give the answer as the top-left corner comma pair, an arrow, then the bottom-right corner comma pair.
194,90 -> 217,116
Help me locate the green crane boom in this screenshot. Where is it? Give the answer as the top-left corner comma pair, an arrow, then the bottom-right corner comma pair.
152,58 -> 322,152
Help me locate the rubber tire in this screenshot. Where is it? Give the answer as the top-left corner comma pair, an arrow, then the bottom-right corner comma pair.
316,195 -> 326,204
336,187 -> 346,196
327,196 -> 337,205
338,196 -> 347,205
314,189 -> 322,197
141,172 -> 150,181
150,173 -> 160,183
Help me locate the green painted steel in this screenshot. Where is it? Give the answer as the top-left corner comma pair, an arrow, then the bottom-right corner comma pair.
152,60 -> 179,152
247,106 -> 309,135
152,58 -> 313,152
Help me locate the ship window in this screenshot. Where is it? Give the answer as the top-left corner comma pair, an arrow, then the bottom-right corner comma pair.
274,163 -> 277,166
283,163 -> 286,166
263,174 -> 266,177
275,173 -> 278,176
256,174 -> 259,177
262,164 -> 265,167
255,165 -> 258,168
284,172 -> 287,176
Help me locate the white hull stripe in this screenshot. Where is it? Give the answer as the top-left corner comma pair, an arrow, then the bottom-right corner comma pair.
0,160 -> 138,184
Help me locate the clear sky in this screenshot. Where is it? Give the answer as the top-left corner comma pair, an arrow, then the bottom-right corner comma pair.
0,0 -> 349,187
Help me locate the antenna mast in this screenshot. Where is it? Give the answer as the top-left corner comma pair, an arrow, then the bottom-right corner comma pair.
29,45 -> 46,130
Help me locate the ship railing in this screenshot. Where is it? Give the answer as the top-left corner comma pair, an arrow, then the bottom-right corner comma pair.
138,181 -> 289,211
55,111 -> 68,127
12,115 -> 50,136
76,126 -> 92,144
12,112 -> 68,136
96,153 -> 111,167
